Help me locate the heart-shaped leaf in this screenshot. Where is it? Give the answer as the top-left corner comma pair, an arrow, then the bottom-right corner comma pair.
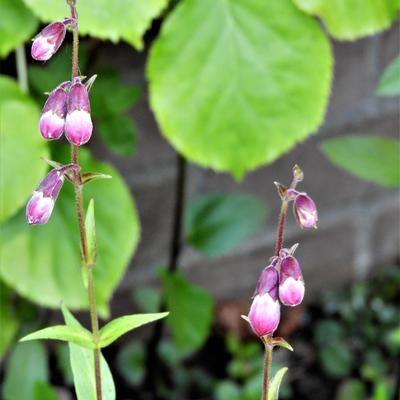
148,0 -> 332,178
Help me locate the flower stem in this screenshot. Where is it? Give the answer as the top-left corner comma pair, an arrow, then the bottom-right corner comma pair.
15,45 -> 28,93
262,341 -> 273,400
275,200 -> 288,256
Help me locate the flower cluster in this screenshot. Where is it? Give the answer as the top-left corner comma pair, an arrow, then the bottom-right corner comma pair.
26,19 -> 94,225
247,178 -> 317,338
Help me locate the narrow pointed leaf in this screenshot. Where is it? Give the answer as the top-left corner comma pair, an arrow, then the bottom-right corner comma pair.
61,306 -> 115,400
81,172 -> 112,185
20,325 -> 95,349
98,312 -> 169,348
271,337 -> 294,352
268,367 -> 288,400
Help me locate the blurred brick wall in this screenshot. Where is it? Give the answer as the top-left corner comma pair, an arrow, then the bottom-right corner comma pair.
91,23 -> 400,311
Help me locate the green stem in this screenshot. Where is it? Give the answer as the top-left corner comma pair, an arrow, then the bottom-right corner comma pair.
15,45 -> 28,93
262,341 -> 273,400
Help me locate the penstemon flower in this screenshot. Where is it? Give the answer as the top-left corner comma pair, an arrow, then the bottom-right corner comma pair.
279,255 -> 305,306
293,192 -> 318,228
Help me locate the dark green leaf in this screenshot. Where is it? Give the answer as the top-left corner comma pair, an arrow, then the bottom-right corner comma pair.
185,193 -> 267,257
215,381 -> 241,400
335,379 -> 366,400
160,269 -> 214,354
321,135 -> 400,187
133,287 -> 161,313
319,342 -> 353,378
0,0 -> 38,58
377,56 -> 400,97
314,320 -> 345,345
116,340 -> 145,386
0,283 -> 19,359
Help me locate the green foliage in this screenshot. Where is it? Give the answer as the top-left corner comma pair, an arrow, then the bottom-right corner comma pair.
20,324 -> 95,349
133,287 -> 161,313
0,146 -> 140,316
98,312 -> 169,348
148,0 -> 332,178
116,340 -> 146,386
377,56 -> 400,97
293,0 -> 399,40
0,284 -> 19,359
0,0 -> 38,58
62,305 -> 115,400
318,342 -> 353,378
268,367 -> 288,400
33,382 -> 59,400
160,269 -> 214,354
185,193 -> 267,257
335,379 -> 366,400
2,342 -> 48,400
321,135 -> 400,187
0,76 -> 49,223
23,0 -> 168,50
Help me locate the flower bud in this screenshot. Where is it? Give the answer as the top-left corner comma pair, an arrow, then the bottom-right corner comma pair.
39,82 -> 69,140
293,193 -> 318,228
279,255 -> 304,306
65,78 -> 93,146
26,169 -> 64,225
248,266 -> 280,337
31,21 -> 66,61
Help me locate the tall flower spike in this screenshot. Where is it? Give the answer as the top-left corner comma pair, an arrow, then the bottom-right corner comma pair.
65,78 -> 93,146
26,169 -> 65,225
39,81 -> 70,140
248,266 -> 280,337
31,21 -> 67,61
293,193 -> 318,229
279,255 -> 305,307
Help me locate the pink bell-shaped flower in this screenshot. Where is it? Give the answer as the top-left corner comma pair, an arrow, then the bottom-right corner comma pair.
31,21 -> 67,61
279,255 -> 305,306
293,193 -> 318,229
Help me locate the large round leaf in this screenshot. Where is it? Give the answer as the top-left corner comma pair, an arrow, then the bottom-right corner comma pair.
148,0 -> 332,179
293,0 -> 399,40
0,147 -> 140,316
0,76 -> 49,223
0,0 -> 38,58
23,0 -> 169,50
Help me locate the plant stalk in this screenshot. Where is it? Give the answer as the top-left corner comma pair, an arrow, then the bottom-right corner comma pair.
15,45 -> 28,93
262,342 -> 273,400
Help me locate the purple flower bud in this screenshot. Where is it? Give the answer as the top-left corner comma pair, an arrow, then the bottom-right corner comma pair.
279,255 -> 304,306
293,193 -> 318,229
65,78 -> 93,146
26,169 -> 64,225
248,266 -> 280,337
39,82 -> 70,140
31,21 -> 66,61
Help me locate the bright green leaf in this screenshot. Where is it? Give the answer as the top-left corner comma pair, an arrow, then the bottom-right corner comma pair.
62,305 -> 115,400
148,0 -> 332,178
377,56 -> 400,97
185,193 -> 267,257
33,382 -> 59,400
0,146 -> 140,316
85,199 -> 96,266
0,0 -> 38,58
160,269 -> 214,354
321,135 -> 400,187
98,312 -> 168,348
293,0 -> 399,40
98,115 -> 137,157
335,379 -> 366,400
268,367 -> 288,400
2,342 -> 48,400
0,76 -> 49,223
0,283 -> 19,360
20,325 -> 95,349
23,0 -> 169,50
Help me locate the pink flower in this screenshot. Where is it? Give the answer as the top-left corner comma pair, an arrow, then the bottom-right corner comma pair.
293,193 -> 318,229
65,78 -> 93,146
279,255 -> 305,306
31,21 -> 67,61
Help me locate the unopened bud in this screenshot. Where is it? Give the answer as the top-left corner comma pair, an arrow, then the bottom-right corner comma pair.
248,266 -> 280,337
26,169 -> 64,225
279,255 -> 304,306
65,78 -> 93,146
39,82 -> 69,140
31,21 -> 67,61
293,193 -> 318,229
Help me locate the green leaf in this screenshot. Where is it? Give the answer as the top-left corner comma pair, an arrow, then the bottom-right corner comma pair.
335,379 -> 366,400
270,337 -> 294,352
55,344 -> 74,385
2,342 -> 48,400
0,76 -> 49,223
185,193 -> 267,257
148,0 -> 332,178
160,269 -> 214,354
215,381 -> 241,400
0,146 -> 140,316
133,287 -> 161,313
116,339 -> 146,386
98,312 -> 169,348
321,135 -> 400,187
98,115 -> 137,157
268,367 -> 288,400
23,0 -> 169,50
0,283 -> 19,359
0,0 -> 38,58
20,325 -> 95,349
319,342 -> 353,378
293,0 -> 399,40
61,305 -> 115,400
33,382 -> 59,400
377,56 -> 400,97
85,199 -> 96,266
